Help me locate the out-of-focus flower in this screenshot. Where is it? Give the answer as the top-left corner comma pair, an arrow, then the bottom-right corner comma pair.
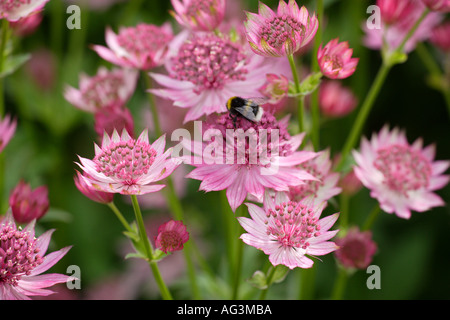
170,0 -> 225,32
0,0 -> 48,21
334,227 -> 377,270
430,21 -> 450,52
319,80 -> 358,117
65,0 -> 127,12
339,168 -> 364,196
93,105 -> 135,138
25,49 -> 56,92
288,147 -> 342,204
377,0 -> 418,25
422,0 -> 450,12
363,0 -> 443,53
184,112 -> 319,212
317,39 -> 359,79
259,73 -> 289,105
74,171 -> 114,204
352,125 -> 450,219
9,11 -> 42,36
92,23 -> 174,70
150,31 -> 286,123
0,114 -> 17,153
0,211 -> 72,300
238,191 -> 339,269
9,180 -> 49,224
244,0 -> 318,57
64,67 -> 138,113
155,220 -> 189,254
76,129 -> 182,195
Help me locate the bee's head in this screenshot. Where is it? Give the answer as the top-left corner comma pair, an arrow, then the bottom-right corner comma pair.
227,96 -> 245,110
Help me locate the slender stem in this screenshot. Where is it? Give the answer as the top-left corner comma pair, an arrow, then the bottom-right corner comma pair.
298,265 -> 316,300
396,9 -> 429,54
310,0 -> 324,150
336,62 -> 392,171
330,267 -> 348,300
107,202 -> 133,234
220,190 -> 236,278
231,204 -> 245,300
288,54 -> 304,133
143,72 -> 162,138
362,204 -> 381,231
130,195 -> 173,300
259,265 -> 277,300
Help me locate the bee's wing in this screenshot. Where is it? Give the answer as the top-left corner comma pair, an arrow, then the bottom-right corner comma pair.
245,97 -> 270,106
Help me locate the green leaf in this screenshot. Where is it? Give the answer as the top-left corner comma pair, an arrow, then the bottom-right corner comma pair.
247,270 -> 268,290
124,252 -> 147,260
0,53 -> 31,78
288,72 -> 323,97
271,265 -> 289,285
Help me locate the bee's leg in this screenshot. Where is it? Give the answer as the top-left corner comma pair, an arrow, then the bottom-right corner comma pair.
232,115 -> 237,129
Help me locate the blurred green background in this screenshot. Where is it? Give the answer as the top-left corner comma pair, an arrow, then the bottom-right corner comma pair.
2,0 -> 450,299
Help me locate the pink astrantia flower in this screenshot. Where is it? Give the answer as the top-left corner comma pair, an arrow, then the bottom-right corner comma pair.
244,0 -> 318,57
363,0 -> 443,53
74,171 -> 114,204
422,0 -> 450,12
94,105 -> 135,138
76,129 -> 182,195
155,220 -> 189,254
150,31 -> 284,123
288,147 -> 342,204
9,180 -> 49,224
259,73 -> 290,105
430,21 -> 450,52
92,23 -> 174,70
0,114 -> 17,153
319,80 -> 358,117
352,126 -> 450,219
377,0 -> 418,25
184,112 -> 319,212
317,38 -> 359,79
238,191 -> 339,269
64,67 -> 138,113
10,11 -> 43,36
170,0 -> 225,32
0,0 -> 48,21
0,211 -> 72,300
334,227 -> 377,270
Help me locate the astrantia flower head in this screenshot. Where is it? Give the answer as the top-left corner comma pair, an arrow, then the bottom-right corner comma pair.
155,220 -> 189,254
0,0 -> 48,21
238,191 -> 339,269
0,114 -> 17,153
9,180 -> 49,224
150,31 -> 284,122
0,211 -> 72,300
170,0 -> 225,32
92,23 -> 174,70
422,0 -> 450,12
76,129 -> 182,195
319,80 -> 358,118
94,105 -> 135,138
244,0 -> 318,57
317,38 -> 359,79
288,147 -> 342,204
430,21 -> 450,52
184,112 -> 319,211
259,73 -> 290,105
377,0 -> 418,25
352,126 -> 450,219
64,67 -> 138,113
334,227 -> 377,270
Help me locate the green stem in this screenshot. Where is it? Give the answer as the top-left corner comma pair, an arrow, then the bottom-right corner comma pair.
336,62 -> 392,171
298,265 -> 316,300
310,0 -> 324,150
362,204 -> 381,231
288,54 -> 304,133
231,204 -> 245,300
339,193 -> 350,231
107,202 -> 133,234
331,267 -> 348,300
259,265 -> 277,300
396,9 -> 429,54
130,195 -> 173,300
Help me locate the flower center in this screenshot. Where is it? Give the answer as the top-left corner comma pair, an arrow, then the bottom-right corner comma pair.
374,144 -> 431,196
0,224 -> 43,286
260,15 -> 305,48
289,163 -> 323,200
159,230 -> 183,252
94,138 -> 157,186
171,35 -> 248,94
265,201 -> 321,250
205,112 -> 293,167
185,0 -> 216,17
116,24 -> 172,58
84,73 -> 126,109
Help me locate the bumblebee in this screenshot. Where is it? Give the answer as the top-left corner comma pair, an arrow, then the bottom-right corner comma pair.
226,96 -> 266,127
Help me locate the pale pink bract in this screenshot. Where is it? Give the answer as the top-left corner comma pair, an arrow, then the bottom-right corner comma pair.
0,0 -> 48,21
0,114 -> 17,153
238,191 -> 339,269
352,126 -> 450,219
170,0 -> 225,32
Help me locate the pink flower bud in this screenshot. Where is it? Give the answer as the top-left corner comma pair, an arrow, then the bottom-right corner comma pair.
155,220 -> 189,254
9,180 -> 49,224
170,0 -> 225,32
319,80 -> 358,118
317,39 -> 359,79
334,227 -> 377,270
